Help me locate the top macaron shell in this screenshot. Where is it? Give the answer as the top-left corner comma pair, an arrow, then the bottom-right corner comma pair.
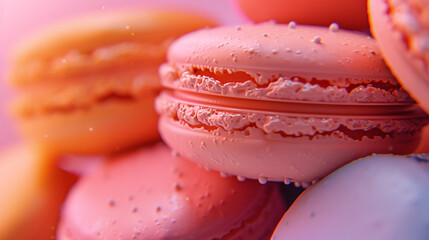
271,154 -> 429,240
369,0 -> 429,113
162,22 -> 411,104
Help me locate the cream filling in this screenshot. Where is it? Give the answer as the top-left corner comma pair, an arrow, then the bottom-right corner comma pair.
160,63 -> 413,104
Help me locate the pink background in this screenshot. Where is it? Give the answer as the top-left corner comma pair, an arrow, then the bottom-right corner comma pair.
0,0 -> 248,148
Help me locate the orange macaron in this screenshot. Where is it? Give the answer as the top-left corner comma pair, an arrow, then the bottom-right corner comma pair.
0,144 -> 77,240
8,9 -> 215,155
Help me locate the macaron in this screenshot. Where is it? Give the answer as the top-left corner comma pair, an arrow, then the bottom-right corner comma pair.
369,0 -> 429,114
57,143 -> 285,239
8,9 -> 215,155
155,22 -> 428,185
0,144 -> 77,240
235,0 -> 369,31
271,153 -> 429,240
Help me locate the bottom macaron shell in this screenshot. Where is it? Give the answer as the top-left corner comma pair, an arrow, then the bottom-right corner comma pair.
159,116 -> 419,183
57,143 -> 286,240
18,96 -> 159,155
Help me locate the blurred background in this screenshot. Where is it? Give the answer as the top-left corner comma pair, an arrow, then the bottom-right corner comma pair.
0,0 -> 247,148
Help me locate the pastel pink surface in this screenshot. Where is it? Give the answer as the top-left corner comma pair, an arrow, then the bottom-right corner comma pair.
369,0 -> 429,114
156,23 -> 427,183
58,143 -> 285,240
271,154 -> 429,240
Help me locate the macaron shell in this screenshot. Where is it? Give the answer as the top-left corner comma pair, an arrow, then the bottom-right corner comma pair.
235,0 -> 369,31
158,115 -> 421,183
58,143 -> 285,239
11,10 -> 216,75
17,94 -> 159,155
369,0 -> 429,113
167,23 -> 393,86
271,154 -> 429,240
164,23 -> 410,105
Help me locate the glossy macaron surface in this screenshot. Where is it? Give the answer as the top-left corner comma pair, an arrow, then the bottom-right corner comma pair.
58,143 -> 285,239
271,154 -> 429,240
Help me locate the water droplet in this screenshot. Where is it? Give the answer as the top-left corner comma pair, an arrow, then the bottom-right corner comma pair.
220,172 -> 230,178
301,182 -> 311,188
171,219 -> 176,223
263,33 -> 268,37
236,26 -> 242,31
156,206 -> 162,212
329,23 -> 339,32
61,58 -> 67,63
132,207 -> 138,213
108,199 -> 116,207
125,25 -> 130,30
89,127 -> 93,131
311,36 -> 322,44
309,211 -> 316,217
271,49 -> 279,54
294,182 -> 302,188
284,178 -> 291,185
258,177 -> 268,184
288,21 -> 297,29
237,176 -> 246,182
200,142 -> 207,150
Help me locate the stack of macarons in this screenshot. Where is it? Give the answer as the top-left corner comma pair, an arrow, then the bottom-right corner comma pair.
2,0 -> 429,239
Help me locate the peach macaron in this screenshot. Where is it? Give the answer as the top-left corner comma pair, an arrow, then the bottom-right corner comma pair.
271,153 -> 429,240
156,22 -> 427,185
236,0 -> 369,31
0,144 -> 77,240
8,9 -> 215,155
369,0 -> 429,114
57,143 -> 285,239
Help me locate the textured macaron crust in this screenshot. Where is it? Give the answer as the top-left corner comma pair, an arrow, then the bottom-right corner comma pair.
0,145 -> 77,240
271,154 -> 429,240
236,0 -> 369,31
369,0 -> 429,114
9,10 -> 215,155
156,23 -> 427,184
57,143 -> 285,240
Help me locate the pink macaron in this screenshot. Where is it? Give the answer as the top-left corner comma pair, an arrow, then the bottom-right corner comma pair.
155,22 -> 428,185
369,0 -> 429,114
57,143 -> 286,239
271,153 -> 429,240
